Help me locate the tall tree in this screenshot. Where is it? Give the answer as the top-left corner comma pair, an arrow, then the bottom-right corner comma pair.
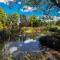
29,15 -> 37,27
0,8 -> 7,32
0,8 -> 7,43
7,13 -> 19,26
0,8 -> 6,26
6,13 -> 19,40
20,14 -> 27,26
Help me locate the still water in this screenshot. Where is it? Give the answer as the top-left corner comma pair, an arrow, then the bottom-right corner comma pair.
4,38 -> 60,60
5,39 -> 40,54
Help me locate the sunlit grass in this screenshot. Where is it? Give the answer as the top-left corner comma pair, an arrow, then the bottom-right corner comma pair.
55,25 -> 60,30
52,25 -> 60,30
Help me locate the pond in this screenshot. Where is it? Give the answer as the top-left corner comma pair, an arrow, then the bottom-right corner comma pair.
4,38 -> 60,60
5,38 -> 40,54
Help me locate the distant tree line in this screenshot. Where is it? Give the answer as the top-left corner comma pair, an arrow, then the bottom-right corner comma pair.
0,8 -> 60,43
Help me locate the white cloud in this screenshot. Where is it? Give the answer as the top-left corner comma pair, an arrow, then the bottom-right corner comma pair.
58,11 -> 60,14
20,6 -> 36,12
24,9 -> 32,12
9,0 -> 14,1
20,9 -> 24,12
54,16 -> 60,20
0,0 -> 7,4
20,9 -> 31,12
18,1 -> 21,5
56,17 -> 60,19
0,0 -> 15,4
20,9 -> 32,12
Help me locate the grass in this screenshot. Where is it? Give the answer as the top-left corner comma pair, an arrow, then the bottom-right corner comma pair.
52,25 -> 60,30
21,26 -> 52,35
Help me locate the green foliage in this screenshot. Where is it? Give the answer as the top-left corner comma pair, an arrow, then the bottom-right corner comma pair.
12,13 -> 19,24
0,8 -> 19,41
36,20 -> 45,26
6,13 -> 19,25
0,8 -> 7,31
6,13 -> 19,40
0,8 -> 6,23
0,22 -> 4,30
0,8 -> 60,41
29,15 -> 37,27
56,20 -> 60,25
20,14 -> 27,26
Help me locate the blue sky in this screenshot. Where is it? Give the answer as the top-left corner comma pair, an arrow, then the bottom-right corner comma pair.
0,0 -> 60,17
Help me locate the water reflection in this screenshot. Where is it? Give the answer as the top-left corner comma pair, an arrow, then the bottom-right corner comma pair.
4,38 -> 60,60
5,38 -> 41,54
